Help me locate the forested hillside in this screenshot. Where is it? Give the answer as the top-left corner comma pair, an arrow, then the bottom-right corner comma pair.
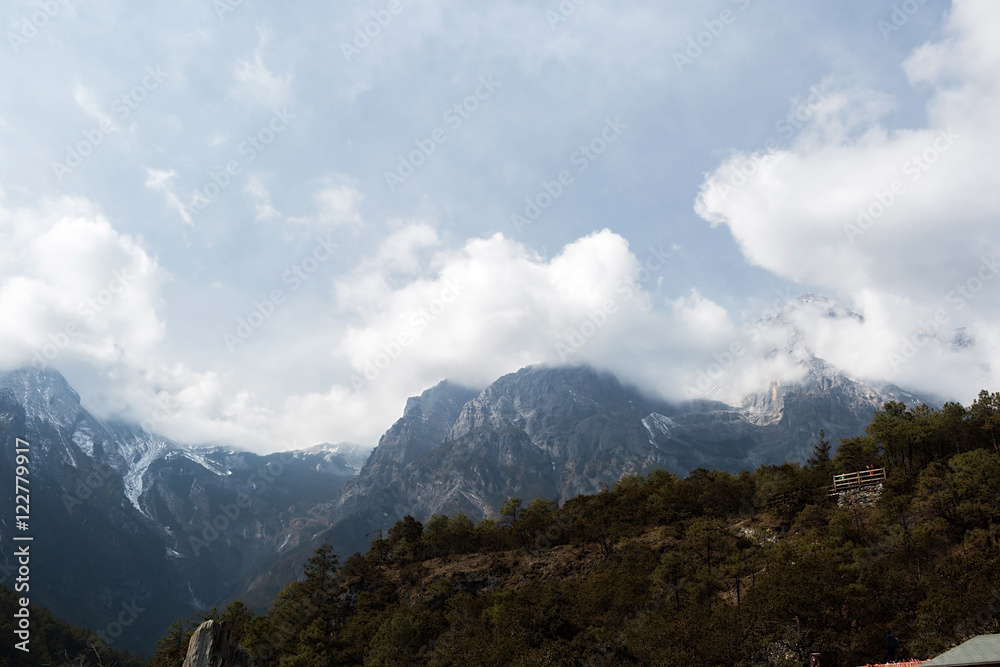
150,391 -> 1000,666
0,585 -> 146,667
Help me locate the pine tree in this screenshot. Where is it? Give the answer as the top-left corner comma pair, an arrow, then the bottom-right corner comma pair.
807,430 -> 832,467
148,617 -> 194,667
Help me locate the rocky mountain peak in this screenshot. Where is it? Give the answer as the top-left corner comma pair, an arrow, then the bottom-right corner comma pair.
369,380 -> 480,467
299,441 -> 370,474
449,364 -> 642,442
0,366 -> 82,428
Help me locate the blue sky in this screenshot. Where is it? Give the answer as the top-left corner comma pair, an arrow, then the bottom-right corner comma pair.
3,0 -> 996,452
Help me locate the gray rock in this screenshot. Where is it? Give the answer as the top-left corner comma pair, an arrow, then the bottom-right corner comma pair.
331,358 -> 929,536
182,620 -> 254,667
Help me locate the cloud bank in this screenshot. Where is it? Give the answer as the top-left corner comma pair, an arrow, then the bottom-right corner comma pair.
695,0 -> 1000,403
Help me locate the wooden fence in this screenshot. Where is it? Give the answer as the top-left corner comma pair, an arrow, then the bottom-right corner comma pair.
828,468 -> 886,497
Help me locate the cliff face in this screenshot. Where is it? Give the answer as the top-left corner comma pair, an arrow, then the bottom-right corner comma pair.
182,620 -> 254,667
331,360 -> 923,536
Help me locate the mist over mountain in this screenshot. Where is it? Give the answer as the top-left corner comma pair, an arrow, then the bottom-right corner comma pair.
0,322 -> 932,655
0,367 -> 357,654
331,358 -> 924,532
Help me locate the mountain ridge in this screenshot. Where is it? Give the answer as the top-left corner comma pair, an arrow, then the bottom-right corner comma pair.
327,356 -> 930,545
0,353 -> 933,654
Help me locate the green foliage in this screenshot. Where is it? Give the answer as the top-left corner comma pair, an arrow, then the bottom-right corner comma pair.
807,429 -> 832,468
833,435 -> 882,474
149,389 -> 1000,666
969,390 -> 1000,455
388,515 -> 423,546
148,616 -> 197,667
0,585 -> 146,667
498,497 -> 522,524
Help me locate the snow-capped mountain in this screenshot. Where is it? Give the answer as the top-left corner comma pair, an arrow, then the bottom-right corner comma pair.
0,367 -> 362,654
327,355 -> 930,542
299,441 -> 370,475
0,329 -> 933,655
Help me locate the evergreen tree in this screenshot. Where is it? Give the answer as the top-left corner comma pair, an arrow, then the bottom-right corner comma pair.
148,617 -> 195,667
499,497 -> 522,525
807,429 -> 832,467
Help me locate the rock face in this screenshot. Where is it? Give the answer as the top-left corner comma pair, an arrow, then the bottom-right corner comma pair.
836,483 -> 884,507
333,365 -> 681,529
182,620 -> 254,667
330,359 -> 929,539
0,369 -> 192,655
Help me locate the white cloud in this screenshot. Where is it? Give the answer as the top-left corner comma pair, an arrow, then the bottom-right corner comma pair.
73,84 -> 118,132
232,28 -> 292,108
243,176 -> 281,221
325,230 -> 709,432
143,168 -> 192,225
287,177 -> 364,228
376,222 -> 440,274
92,228 -> 711,451
694,0 -> 1000,403
5,0 -> 992,456
0,195 -> 168,373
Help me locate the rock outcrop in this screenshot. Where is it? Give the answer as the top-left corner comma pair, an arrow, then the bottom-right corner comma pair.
182,620 -> 254,667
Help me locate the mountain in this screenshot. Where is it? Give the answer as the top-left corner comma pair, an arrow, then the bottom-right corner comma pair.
0,368 -> 191,656
0,367 -> 360,654
328,353 -> 927,540
164,420 -> 1000,667
0,315 -> 931,654
300,441 -> 370,475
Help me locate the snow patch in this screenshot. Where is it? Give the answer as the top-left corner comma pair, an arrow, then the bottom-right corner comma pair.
180,450 -> 231,477
642,413 -> 675,446
60,445 -> 78,468
115,433 -> 174,517
71,430 -> 95,458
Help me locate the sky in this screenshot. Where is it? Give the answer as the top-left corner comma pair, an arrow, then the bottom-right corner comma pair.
1,0 -> 996,453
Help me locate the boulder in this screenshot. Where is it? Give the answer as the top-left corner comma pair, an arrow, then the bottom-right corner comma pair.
182,620 -> 254,667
